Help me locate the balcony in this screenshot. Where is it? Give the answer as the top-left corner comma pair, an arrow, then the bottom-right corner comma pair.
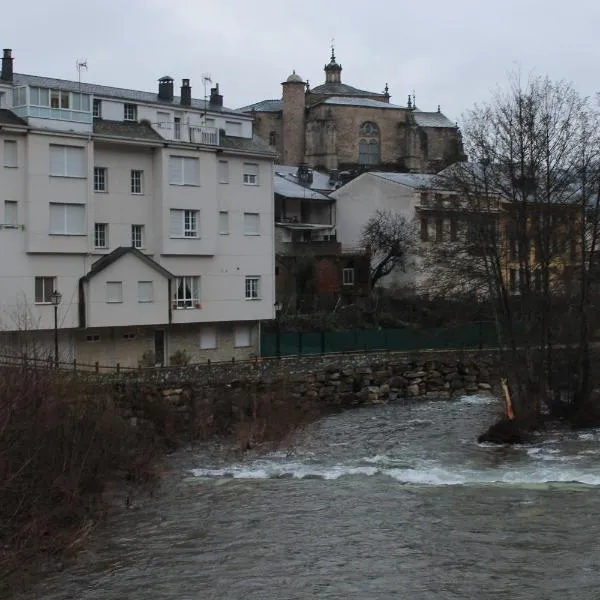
189,125 -> 219,146
277,240 -> 341,256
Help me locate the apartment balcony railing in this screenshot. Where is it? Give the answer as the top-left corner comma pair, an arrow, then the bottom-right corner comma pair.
189,125 -> 219,146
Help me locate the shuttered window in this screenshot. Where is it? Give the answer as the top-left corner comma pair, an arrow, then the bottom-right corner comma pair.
49,145 -> 86,177
169,156 -> 199,185
49,203 -> 85,234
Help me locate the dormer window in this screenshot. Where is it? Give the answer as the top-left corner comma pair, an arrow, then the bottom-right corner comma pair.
124,103 -> 137,121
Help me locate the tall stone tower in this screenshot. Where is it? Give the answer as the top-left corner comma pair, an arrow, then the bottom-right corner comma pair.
281,71 -> 306,166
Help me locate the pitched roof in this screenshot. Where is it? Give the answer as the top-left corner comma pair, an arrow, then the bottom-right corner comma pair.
93,119 -> 164,141
220,134 -> 276,156
274,164 -> 337,193
0,108 -> 27,127
412,111 -> 456,128
237,99 -> 284,113
319,96 -> 403,110
309,81 -> 385,98
274,172 -> 333,201
369,171 -> 441,189
12,73 -> 245,118
83,247 -> 174,281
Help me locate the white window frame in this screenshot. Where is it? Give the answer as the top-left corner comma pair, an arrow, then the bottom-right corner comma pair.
342,268 -> 355,286
234,324 -> 252,348
199,326 -> 217,350
243,212 -> 260,236
173,276 -> 200,309
244,276 -> 261,300
138,281 -> 153,303
131,224 -> 144,249
94,223 -> 108,248
93,167 -> 107,192
49,203 -> 85,235
130,169 -> 144,194
3,140 -> 17,168
49,144 -> 86,178
242,163 -> 259,186
4,200 -> 18,227
123,103 -> 137,121
219,211 -> 229,235
106,281 -> 123,303
170,209 -> 199,238
169,155 -> 200,186
93,98 -> 102,118
34,276 -> 56,304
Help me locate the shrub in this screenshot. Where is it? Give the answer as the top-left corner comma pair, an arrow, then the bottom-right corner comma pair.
169,349 -> 191,366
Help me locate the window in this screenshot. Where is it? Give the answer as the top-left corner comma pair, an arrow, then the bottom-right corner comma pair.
106,281 -> 123,303
219,211 -> 229,234
174,276 -> 200,308
124,103 -> 137,121
4,201 -> 17,226
169,156 -> 200,186
174,116 -> 181,140
131,224 -> 144,249
200,326 -> 217,349
3,140 -> 17,167
225,121 -> 242,136
34,276 -> 56,304
342,268 -> 355,286
269,131 -> 277,146
138,281 -> 153,303
157,111 -> 170,129
435,218 -> 444,242
12,87 -> 26,107
243,163 -> 259,185
420,217 -> 429,241
50,89 -> 69,109
93,98 -> 102,118
234,324 -> 252,347
218,160 -> 229,184
86,334 -> 101,342
94,223 -> 108,248
123,332 -> 136,340
49,203 -> 85,235
244,212 -> 260,235
245,276 -> 260,300
170,209 -> 199,238
49,145 -> 85,177
130,170 -> 143,194
94,167 -> 107,192
450,217 -> 458,241
358,121 -> 380,165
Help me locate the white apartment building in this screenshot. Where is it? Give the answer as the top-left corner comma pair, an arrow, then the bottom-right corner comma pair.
0,49 -> 275,367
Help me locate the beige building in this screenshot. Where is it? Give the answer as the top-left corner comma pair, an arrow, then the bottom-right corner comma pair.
0,49 -> 275,368
239,49 -> 464,173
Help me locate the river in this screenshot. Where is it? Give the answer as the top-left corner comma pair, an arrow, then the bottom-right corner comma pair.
20,394 -> 600,599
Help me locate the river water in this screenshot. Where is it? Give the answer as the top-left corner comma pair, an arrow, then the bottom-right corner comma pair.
22,394 -> 600,599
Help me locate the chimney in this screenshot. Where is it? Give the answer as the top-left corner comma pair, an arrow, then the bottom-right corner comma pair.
158,76 -> 174,101
209,83 -> 223,107
180,78 -> 191,106
1,49 -> 13,83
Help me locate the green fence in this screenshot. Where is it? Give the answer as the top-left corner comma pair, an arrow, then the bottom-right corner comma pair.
260,322 -> 499,357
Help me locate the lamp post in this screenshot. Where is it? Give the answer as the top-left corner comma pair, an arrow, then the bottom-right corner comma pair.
50,290 -> 62,367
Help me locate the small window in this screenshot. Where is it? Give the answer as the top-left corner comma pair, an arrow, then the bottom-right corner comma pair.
225,121 -> 242,136
86,334 -> 101,342
138,281 -> 153,303
93,98 -> 102,118
269,131 -> 277,146
4,201 -> 17,226
157,111 -> 170,129
106,281 -> 123,303
123,332 -> 136,340
245,276 -> 260,300
131,224 -> 144,249
218,160 -> 229,184
244,212 -> 260,235
234,324 -> 252,347
199,326 -> 217,350
94,167 -> 107,192
420,217 -> 429,242
174,276 -> 200,309
243,163 -> 259,185
219,211 -> 229,235
170,209 -> 199,238
450,217 -> 458,242
435,218 -> 444,242
34,276 -> 56,304
174,116 -> 181,140
169,156 -> 200,186
131,170 -> 143,194
49,203 -> 85,235
342,268 -> 355,286
3,140 -> 17,167
94,223 -> 108,248
124,103 -> 137,121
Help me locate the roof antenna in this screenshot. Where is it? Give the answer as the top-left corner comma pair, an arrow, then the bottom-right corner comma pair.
201,73 -> 212,123
76,58 -> 88,90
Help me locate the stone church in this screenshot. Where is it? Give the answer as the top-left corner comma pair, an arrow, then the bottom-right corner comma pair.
239,50 -> 464,173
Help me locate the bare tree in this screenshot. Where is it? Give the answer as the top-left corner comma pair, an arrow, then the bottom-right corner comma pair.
361,209 -> 415,289
423,73 -> 600,427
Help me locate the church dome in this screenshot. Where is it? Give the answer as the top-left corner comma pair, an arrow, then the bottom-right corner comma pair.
285,70 -> 304,83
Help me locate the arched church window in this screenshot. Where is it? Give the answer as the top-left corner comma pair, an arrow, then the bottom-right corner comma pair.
359,122 -> 380,165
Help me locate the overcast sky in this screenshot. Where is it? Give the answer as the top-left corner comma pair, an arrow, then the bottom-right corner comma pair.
3,0 -> 600,123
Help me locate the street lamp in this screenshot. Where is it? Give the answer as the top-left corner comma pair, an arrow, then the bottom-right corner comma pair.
50,290 -> 62,367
